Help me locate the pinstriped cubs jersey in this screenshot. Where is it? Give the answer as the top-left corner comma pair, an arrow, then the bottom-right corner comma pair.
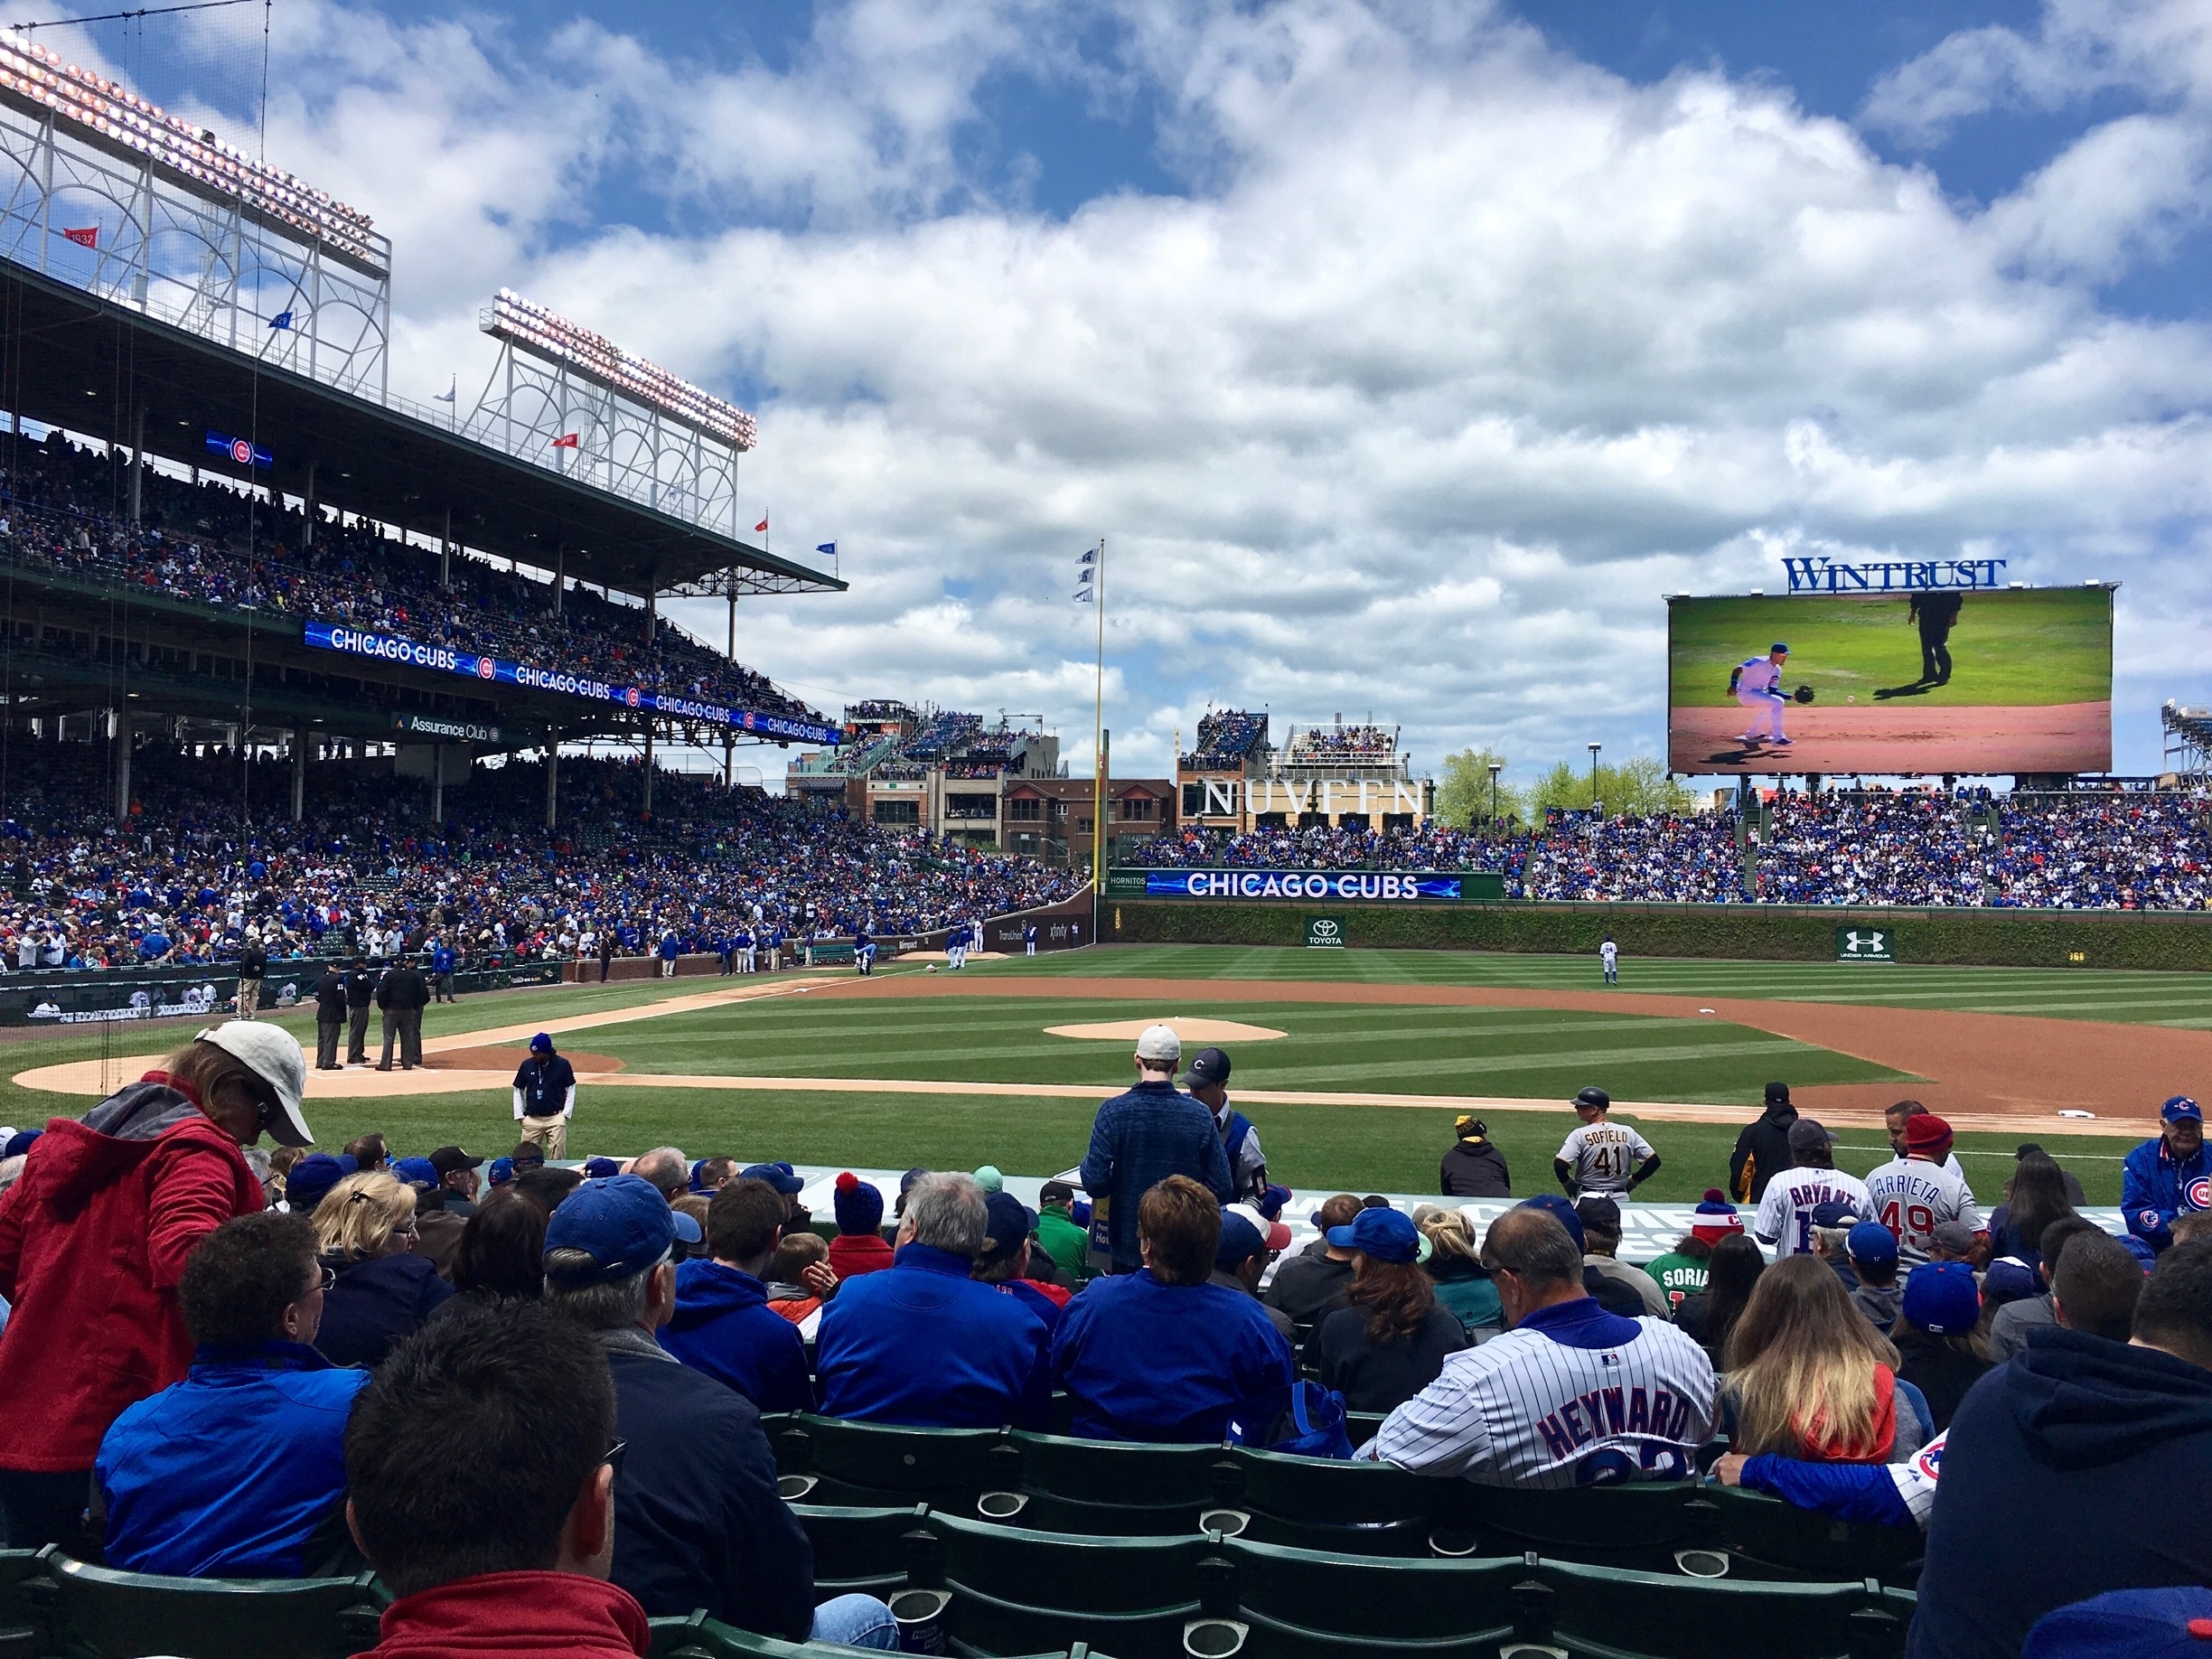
1362,1307 -> 1718,1489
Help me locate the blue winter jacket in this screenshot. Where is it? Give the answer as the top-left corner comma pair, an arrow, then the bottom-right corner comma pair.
2120,1134 -> 2211,1249
96,1342 -> 369,1577
1079,1082 -> 1233,1268
662,1259 -> 812,1413
1051,1270 -> 1295,1443
814,1243 -> 1050,1428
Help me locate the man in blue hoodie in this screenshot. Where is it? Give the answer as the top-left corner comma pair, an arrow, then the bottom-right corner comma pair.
661,1178 -> 811,1413
815,1172 -> 1050,1428
97,1211 -> 368,1577
1081,1025 -> 1233,1273
2122,1096 -> 2208,1253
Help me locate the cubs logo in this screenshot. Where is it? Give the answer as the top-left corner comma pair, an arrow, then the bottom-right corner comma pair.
1915,1439 -> 1943,1481
2142,1210 -> 2166,1231
2187,1176 -> 2211,1211
228,437 -> 254,464
475,657 -> 495,680
625,688 -> 642,708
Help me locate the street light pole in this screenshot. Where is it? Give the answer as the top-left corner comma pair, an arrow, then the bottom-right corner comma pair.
1588,742 -> 1601,811
1486,761 -> 1503,826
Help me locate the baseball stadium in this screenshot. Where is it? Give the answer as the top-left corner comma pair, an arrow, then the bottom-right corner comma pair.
0,10 -> 2206,1659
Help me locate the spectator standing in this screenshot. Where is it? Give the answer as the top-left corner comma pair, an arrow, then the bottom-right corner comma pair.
1052,1176 -> 1294,1440
96,1212 -> 366,1576
2121,1095 -> 2209,1254
312,1170 -> 455,1368
1184,1047 -> 1267,1202
541,1176 -> 890,1645
313,962 -> 345,1070
1265,1193 -> 1363,1324
0,1022 -> 304,1549
661,1178 -> 811,1413
1751,1120 -> 1872,1259
1079,1025 -> 1232,1273
815,1172 -> 1050,1428
1414,1207 -> 1504,1340
1728,1082 -> 1799,1203
1674,1233 -> 1766,1367
1034,1179 -> 1092,1280
375,953 -> 431,1071
1866,1114 -> 1984,1273
1363,1208 -> 1716,1486
1722,1255 -> 1926,1465
342,957 -> 377,1066
1890,1261 -> 1992,1431
828,1173 -> 893,1279
1439,1115 -> 1511,1197
1308,1207 -> 1469,1412
1575,1197 -> 1668,1317
513,1034 -> 578,1158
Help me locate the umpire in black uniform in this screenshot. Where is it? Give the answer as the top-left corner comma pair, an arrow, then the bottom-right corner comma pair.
314,962 -> 347,1070
375,953 -> 432,1071
343,956 -> 377,1066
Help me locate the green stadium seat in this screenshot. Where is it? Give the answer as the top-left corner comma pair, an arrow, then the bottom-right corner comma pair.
0,1548 -> 54,1658
1452,1481 -> 1723,1572
1007,1431 -> 1239,1534
45,1555 -> 380,1659
647,1608 -> 1097,1658
908,1510 -> 1229,1659
790,1504 -> 933,1596
1706,1486 -> 1923,1588
1219,1534 -> 1525,1654
1221,1447 -> 1444,1556
1342,1411 -> 1386,1450
771,1415 -> 1018,1510
1526,1556 -> 1913,1659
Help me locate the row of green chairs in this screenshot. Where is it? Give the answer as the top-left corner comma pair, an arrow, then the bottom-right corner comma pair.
0,1548 -> 382,1659
784,1507 -> 1914,1659
765,1416 -> 1922,1585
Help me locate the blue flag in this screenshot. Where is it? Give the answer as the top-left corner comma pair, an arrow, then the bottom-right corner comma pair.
817,542 -> 837,557
1077,547 -> 1097,566
268,310 -> 293,331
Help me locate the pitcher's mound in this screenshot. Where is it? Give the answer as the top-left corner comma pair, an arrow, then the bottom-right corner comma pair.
1045,1017 -> 1288,1043
425,1045 -> 626,1073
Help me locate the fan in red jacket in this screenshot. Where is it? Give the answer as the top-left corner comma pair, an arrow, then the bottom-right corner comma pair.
0,1021 -> 309,1548
825,1172 -> 893,1279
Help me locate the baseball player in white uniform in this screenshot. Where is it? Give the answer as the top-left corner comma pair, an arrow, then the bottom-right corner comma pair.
1363,1207 -> 1716,1488
1753,1118 -> 1873,1258
1864,1112 -> 1982,1272
1732,642 -> 1792,746
1553,1087 -> 1661,1198
1599,935 -> 1618,985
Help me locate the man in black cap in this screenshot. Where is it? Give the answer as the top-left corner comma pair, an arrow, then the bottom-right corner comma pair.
1183,1046 -> 1267,1203
429,1147 -> 483,1221
313,961 -> 347,1071
342,956 -> 377,1067
1729,1081 -> 1799,1203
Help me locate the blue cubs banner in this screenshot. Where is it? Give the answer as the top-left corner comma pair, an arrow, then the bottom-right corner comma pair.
302,621 -> 841,745
1108,869 -> 1502,903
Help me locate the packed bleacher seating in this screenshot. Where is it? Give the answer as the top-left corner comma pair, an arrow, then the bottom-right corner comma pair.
1286,723 -> 1397,763
0,436 -> 825,724
0,743 -> 1079,971
1517,808 -> 1751,903
1182,708 -> 1269,770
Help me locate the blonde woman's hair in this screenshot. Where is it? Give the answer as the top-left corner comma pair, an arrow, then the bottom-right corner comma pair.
1418,1207 -> 1478,1263
314,1170 -> 417,1261
1726,1254 -> 1901,1460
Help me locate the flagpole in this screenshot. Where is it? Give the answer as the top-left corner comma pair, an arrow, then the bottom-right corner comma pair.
1092,537 -> 1106,938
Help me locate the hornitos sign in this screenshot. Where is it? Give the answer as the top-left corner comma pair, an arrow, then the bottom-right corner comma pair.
1783,558 -> 2007,594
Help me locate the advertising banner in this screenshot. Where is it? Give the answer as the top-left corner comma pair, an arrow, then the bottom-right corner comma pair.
1667,586 -> 2114,776
1835,926 -> 1898,963
1306,915 -> 1347,947
305,621 -> 842,745
1108,869 -> 1503,903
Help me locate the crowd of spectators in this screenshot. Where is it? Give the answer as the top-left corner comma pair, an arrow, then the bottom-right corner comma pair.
1181,708 -> 1268,770
0,743 -> 1079,973
1287,724 -> 1397,763
0,437 -> 823,725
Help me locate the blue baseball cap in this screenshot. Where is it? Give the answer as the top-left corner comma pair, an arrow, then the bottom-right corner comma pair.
1328,1205 -> 1429,1264
1215,1212 -> 1266,1269
2161,1095 -> 2202,1124
1902,1261 -> 1980,1336
487,1157 -> 515,1187
1847,1220 -> 1899,1266
582,1157 -> 623,1179
979,1190 -> 1036,1264
1982,1259 -> 2040,1308
530,1032 -> 554,1052
2,1129 -> 39,1159
1770,642 -> 1789,653
1517,1193 -> 1586,1253
391,1157 -> 438,1190
543,1175 -> 677,1286
2023,1587 -> 2212,1659
670,1209 -> 704,1247
286,1151 -> 356,1212
741,1161 -> 804,1195
1809,1199 -> 1862,1230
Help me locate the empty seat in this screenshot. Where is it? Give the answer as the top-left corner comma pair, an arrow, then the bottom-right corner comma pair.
1527,1556 -> 1913,1659
789,1504 -> 932,1596
1223,1446 -> 1440,1556
46,1556 -> 380,1659
1008,1431 -> 1237,1534
771,1415 -> 1017,1508
1221,1534 -> 1525,1653
1453,1480 -> 1722,1571
647,1609 -> 1093,1657
1707,1486 -> 1923,1587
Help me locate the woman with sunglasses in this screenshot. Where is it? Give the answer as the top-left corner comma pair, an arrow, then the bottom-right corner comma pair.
311,1169 -> 453,1368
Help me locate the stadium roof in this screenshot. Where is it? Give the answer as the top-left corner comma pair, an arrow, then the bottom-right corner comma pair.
0,258 -> 843,600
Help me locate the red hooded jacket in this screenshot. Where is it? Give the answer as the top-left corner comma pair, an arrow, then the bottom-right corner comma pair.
828,1231 -> 895,1280
361,1571 -> 649,1659
0,1078 -> 264,1471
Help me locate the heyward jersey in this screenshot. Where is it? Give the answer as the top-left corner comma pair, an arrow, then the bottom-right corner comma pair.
1559,1122 -> 1654,1194
1754,1167 -> 1875,1258
1864,1158 -> 1982,1270
1364,1303 -> 1717,1489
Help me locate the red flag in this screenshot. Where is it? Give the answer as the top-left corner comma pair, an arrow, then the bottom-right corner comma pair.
755,517 -> 769,533
549,433 -> 578,449
61,226 -> 97,248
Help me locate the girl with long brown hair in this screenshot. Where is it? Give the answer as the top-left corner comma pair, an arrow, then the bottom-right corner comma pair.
1309,1207 -> 1467,1412
1724,1254 -> 1926,1463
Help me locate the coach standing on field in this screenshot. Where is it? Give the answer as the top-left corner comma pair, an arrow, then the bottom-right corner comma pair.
1081,1026 -> 1233,1273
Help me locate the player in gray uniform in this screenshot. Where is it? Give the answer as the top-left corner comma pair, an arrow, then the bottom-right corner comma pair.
1362,1207 -> 1717,1488
1553,1087 -> 1661,1199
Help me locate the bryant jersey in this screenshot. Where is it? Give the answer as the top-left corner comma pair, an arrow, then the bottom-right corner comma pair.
1738,657 -> 1781,696
1558,1122 -> 1655,1195
1364,1308 -> 1717,1489
1754,1167 -> 1875,1258
1864,1158 -> 1982,1270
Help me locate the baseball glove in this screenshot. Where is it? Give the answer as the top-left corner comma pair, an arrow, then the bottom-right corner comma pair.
1793,685 -> 1814,704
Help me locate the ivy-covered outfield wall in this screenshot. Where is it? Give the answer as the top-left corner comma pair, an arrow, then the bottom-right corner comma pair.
1101,895 -> 2212,970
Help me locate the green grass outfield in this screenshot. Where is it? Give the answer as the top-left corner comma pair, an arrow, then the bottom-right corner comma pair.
1668,589 -> 2111,708
0,948 -> 2157,1204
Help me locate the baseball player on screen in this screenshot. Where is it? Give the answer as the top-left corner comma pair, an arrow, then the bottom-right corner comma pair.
1729,642 -> 1792,747
1554,1087 -> 1661,1198
1863,1112 -> 1982,1272
1362,1206 -> 1716,1488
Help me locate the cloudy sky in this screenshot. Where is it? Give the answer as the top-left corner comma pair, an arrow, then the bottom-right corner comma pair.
58,0 -> 2212,785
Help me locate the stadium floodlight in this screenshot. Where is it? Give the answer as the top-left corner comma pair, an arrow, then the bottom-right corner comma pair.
0,29 -> 381,271
483,288 -> 757,452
